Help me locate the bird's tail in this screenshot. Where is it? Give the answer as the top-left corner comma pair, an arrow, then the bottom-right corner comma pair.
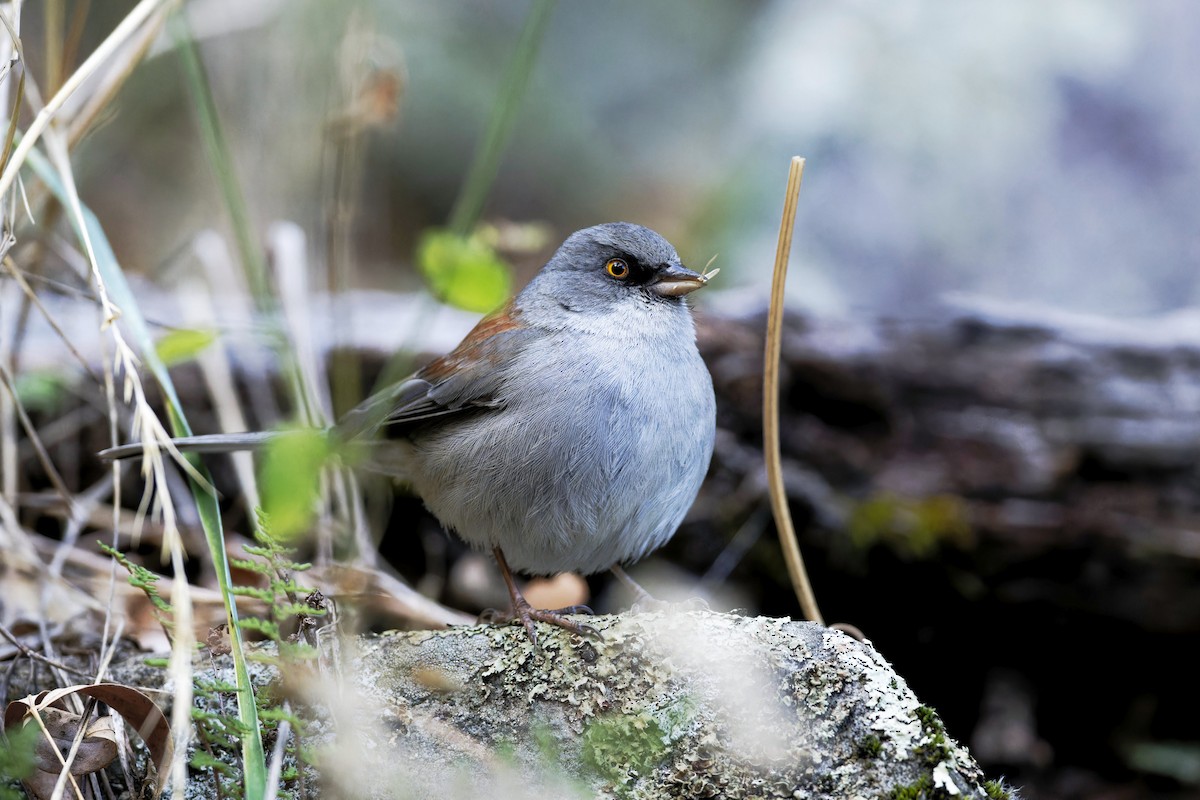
99,431 -> 283,461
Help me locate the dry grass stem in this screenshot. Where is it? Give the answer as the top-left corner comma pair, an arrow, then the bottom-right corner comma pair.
270,220 -> 375,564
0,5 -> 199,788
0,0 -> 172,199
763,156 -> 824,625
66,4 -> 171,147
30,43 -> 195,795
2,253 -> 100,380
272,221 -> 330,429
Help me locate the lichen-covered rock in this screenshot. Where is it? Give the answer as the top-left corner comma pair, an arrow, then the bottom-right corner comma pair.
305,610 -> 1007,799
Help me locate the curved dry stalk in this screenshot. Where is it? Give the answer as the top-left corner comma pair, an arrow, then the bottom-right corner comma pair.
0,0 -> 172,199
763,156 -> 824,625
0,47 -> 25,177
67,4 -> 171,147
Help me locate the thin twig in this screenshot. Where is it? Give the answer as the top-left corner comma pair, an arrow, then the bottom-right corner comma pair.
61,1 -> 93,87
0,358 -> 79,514
0,51 -> 25,177
0,622 -> 95,679
51,471 -> 118,577
322,14 -> 370,421
2,253 -> 102,382
763,156 -> 824,625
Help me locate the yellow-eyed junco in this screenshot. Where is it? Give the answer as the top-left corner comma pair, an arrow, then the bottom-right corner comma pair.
104,223 -> 717,642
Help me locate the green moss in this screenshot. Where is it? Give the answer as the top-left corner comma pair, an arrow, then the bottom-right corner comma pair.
858,734 -> 884,759
983,779 -> 1012,799
888,773 -> 932,800
914,705 -> 948,749
887,705 -> 969,800
848,493 -> 972,558
582,711 -> 669,789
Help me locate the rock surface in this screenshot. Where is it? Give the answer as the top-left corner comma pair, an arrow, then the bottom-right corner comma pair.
298,610 -> 1001,799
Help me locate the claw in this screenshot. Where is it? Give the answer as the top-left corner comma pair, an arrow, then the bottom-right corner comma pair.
488,548 -> 602,645
552,604 -> 595,616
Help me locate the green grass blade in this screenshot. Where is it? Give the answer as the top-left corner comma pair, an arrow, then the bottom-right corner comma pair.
169,11 -> 323,435
21,145 -> 269,799
447,0 -> 557,236
167,10 -> 272,308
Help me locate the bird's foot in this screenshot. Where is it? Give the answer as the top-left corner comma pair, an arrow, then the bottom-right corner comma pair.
479,601 -> 600,645
488,547 -> 601,645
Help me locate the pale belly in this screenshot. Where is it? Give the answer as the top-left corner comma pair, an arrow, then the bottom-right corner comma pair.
405,348 -> 715,575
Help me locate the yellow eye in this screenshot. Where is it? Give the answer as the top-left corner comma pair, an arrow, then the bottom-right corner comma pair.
606,258 -> 630,279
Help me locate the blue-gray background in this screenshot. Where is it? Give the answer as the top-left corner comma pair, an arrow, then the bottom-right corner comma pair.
81,1 -> 1200,319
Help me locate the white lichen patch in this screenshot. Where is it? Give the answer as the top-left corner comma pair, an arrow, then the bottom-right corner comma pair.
933,761 -> 961,794
821,628 -> 922,760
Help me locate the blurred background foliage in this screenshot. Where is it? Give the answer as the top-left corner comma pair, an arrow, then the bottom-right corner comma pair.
51,0 -> 1200,318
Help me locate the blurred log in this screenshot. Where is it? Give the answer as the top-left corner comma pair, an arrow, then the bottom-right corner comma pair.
697,295 -> 1200,633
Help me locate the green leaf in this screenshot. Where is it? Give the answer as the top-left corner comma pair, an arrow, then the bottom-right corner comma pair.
447,0 -> 557,235
155,328 -> 218,367
417,228 -> 512,313
13,372 -> 68,413
0,723 -> 38,790
189,750 -> 235,776
98,541 -> 172,613
258,429 -> 332,540
238,617 -> 281,640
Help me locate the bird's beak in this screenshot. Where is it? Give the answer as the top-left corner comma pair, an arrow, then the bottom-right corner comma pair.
649,263 -> 710,297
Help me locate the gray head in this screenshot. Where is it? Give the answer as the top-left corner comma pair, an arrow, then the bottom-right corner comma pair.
518,223 -> 709,316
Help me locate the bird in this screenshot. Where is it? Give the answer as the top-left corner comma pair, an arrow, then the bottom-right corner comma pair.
103,222 -> 717,643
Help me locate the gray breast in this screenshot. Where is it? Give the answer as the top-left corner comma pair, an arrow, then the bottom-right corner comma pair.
407,327 -> 715,576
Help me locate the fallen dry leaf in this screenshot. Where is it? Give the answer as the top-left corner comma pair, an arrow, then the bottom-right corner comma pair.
3,682 -> 172,800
